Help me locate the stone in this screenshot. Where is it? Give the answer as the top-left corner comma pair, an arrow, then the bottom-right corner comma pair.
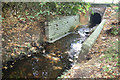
101,37 -> 106,40
69,59 -> 74,62
73,66 -> 79,69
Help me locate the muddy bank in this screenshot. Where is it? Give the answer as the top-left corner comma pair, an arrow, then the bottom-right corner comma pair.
2,15 -> 46,64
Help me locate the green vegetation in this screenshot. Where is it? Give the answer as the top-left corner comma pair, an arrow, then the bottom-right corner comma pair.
0,15 -> 4,22
110,4 -> 119,12
2,2 -> 91,21
111,25 -> 119,35
109,5 -> 119,35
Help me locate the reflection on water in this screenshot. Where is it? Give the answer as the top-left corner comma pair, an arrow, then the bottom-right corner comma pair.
3,53 -> 71,78
2,27 -> 95,78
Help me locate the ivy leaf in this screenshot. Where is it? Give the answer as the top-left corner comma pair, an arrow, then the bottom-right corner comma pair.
92,11 -> 94,15
27,16 -> 34,19
20,18 -> 26,21
18,15 -> 21,18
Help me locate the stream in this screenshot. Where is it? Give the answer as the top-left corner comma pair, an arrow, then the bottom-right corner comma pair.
2,26 -> 96,78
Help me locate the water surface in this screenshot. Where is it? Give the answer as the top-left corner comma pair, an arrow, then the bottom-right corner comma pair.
2,27 -> 94,78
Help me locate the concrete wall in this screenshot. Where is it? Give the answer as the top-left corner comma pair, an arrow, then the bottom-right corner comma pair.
77,19 -> 106,63
89,7 -> 106,19
45,15 -> 80,43
45,7 -> 106,43
83,0 -> 119,4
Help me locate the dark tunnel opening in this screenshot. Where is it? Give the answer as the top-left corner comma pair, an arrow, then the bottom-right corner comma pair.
90,13 -> 102,27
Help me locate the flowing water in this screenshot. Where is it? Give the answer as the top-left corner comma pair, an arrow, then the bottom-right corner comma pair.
2,26 -> 96,78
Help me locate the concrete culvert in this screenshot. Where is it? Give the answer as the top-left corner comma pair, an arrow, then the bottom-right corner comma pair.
90,13 -> 102,27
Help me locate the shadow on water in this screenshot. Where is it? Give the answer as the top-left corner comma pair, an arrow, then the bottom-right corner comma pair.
2,27 -> 95,78
3,54 -> 71,78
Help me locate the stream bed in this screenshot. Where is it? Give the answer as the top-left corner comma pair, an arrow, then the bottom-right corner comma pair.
2,26 -> 96,78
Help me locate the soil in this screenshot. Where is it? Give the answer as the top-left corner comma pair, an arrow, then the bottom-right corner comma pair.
2,13 -> 46,65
